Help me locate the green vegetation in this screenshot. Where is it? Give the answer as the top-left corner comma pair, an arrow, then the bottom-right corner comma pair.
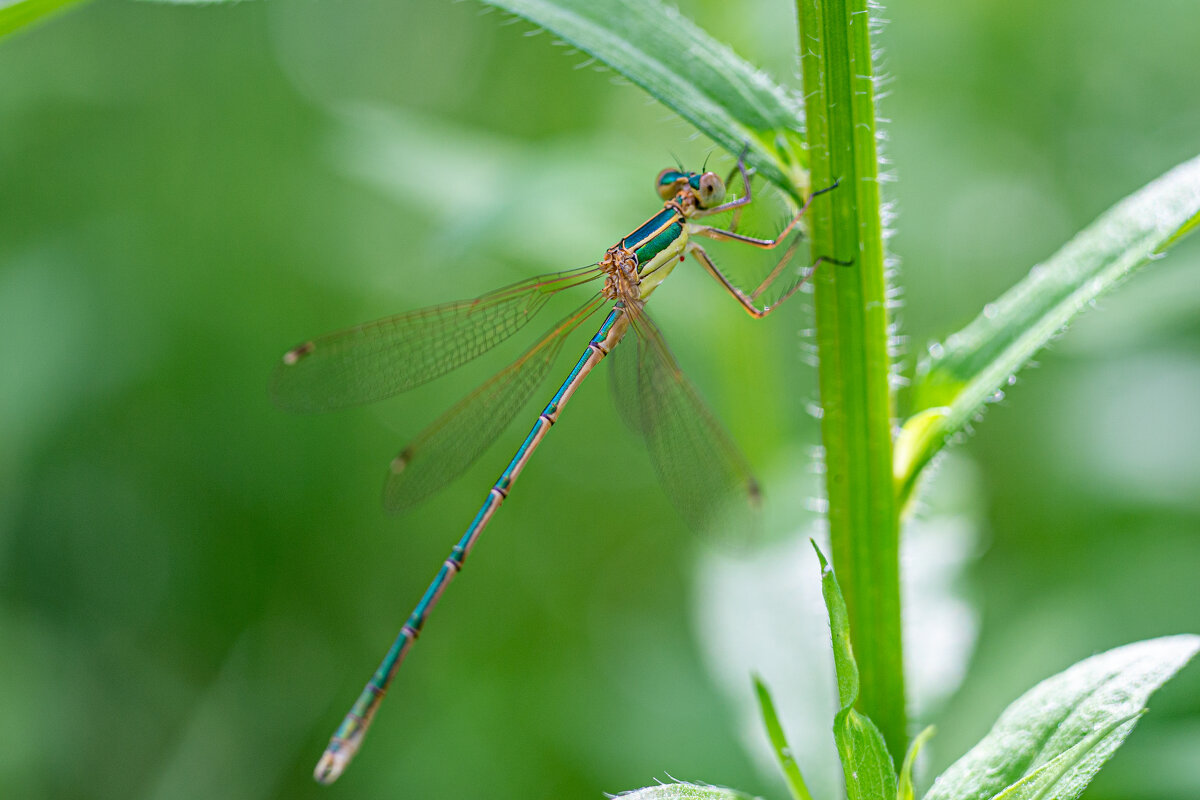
2,1 -> 1198,799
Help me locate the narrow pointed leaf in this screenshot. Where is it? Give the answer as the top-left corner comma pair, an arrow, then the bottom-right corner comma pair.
814,543 -> 898,800
754,675 -> 815,800
899,154 -> 1200,507
898,726 -> 935,800
479,0 -> 807,195
923,635 -> 1200,800
816,543 -> 858,710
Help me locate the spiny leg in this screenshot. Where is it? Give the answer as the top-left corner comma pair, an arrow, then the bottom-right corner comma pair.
690,243 -> 850,319
724,165 -> 756,234
687,178 -> 848,318
691,178 -> 841,250
694,147 -> 757,221
714,147 -> 757,233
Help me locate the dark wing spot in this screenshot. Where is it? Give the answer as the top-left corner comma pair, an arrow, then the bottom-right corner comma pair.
390,446 -> 414,474
747,477 -> 763,507
282,341 -> 315,365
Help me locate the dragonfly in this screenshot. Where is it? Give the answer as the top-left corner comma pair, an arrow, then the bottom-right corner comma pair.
272,153 -> 843,784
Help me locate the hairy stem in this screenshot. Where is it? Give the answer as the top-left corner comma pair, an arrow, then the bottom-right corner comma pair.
796,0 -> 906,761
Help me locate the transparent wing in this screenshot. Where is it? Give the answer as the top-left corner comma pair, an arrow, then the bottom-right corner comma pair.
383,296 -> 607,513
625,304 -> 760,536
272,266 -> 604,413
607,313 -> 644,436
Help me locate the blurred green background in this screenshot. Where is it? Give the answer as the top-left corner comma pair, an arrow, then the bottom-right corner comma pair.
2,1 -> 1198,798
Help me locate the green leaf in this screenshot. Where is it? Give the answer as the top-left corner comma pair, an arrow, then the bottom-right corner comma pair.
835,708 -> 900,800
0,0 -> 87,40
815,543 -> 898,800
923,635 -> 1200,800
898,154 -> 1200,508
478,0 -> 807,196
754,675 -> 814,800
135,0 -> 254,4
615,783 -> 760,800
898,726 -> 935,800
986,714 -> 1138,800
815,543 -> 857,709
797,0 -> 906,760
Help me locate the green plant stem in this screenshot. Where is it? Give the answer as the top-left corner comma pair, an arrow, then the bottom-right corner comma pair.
796,0 -> 906,761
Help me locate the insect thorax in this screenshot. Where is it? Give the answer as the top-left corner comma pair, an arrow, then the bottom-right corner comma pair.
600,245 -> 641,300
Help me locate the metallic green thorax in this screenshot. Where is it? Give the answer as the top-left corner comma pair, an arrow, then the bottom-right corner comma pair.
634,221 -> 684,265
614,205 -> 691,300
622,207 -> 678,252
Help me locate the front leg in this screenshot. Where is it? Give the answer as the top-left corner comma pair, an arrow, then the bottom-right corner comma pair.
692,149 -> 756,222
691,178 -> 841,250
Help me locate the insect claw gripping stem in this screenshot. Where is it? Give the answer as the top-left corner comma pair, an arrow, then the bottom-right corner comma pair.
812,177 -> 841,197
810,179 -> 852,269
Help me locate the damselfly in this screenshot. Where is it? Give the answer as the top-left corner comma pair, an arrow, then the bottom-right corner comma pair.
273,154 -> 842,783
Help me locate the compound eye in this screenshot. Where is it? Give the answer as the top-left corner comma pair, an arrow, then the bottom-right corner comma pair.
697,171 -> 726,208
656,168 -> 686,200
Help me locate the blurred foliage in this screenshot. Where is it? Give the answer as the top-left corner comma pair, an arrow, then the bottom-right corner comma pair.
899,154 -> 1200,509
480,0 -> 811,194
0,0 -> 87,41
1,1 -> 1197,799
